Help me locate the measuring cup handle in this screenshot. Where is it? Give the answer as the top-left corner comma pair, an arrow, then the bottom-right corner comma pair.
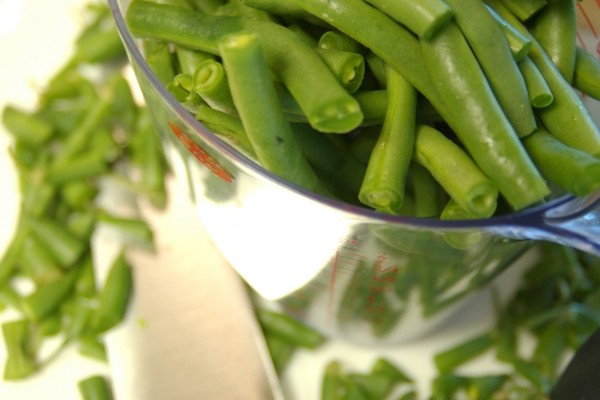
504,191 -> 600,256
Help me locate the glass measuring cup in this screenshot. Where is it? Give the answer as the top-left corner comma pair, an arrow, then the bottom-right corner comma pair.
109,0 -> 600,343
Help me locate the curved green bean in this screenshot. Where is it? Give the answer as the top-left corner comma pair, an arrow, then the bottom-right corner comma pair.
523,129 -> 600,196
486,0 -> 600,156
219,31 -> 332,195
518,57 -> 554,108
487,6 -> 533,61
364,0 -> 453,39
192,59 -> 236,114
445,0 -> 537,137
413,124 -> 498,218
498,0 -> 547,21
573,46 -> 600,101
359,66 -> 416,213
420,21 -> 548,210
529,0 -> 577,83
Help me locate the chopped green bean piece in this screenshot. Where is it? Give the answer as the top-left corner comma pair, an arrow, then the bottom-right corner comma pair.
92,251 -> 133,334
78,375 -> 114,400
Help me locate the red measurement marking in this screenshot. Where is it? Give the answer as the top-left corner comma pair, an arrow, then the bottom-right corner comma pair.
168,122 -> 234,183
363,254 -> 398,323
327,250 -> 340,324
328,238 -> 363,323
577,2 -> 598,39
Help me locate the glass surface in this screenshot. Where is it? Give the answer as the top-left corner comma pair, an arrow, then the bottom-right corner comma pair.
108,0 -> 600,343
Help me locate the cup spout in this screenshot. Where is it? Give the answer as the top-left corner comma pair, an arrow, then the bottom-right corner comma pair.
496,190 -> 600,257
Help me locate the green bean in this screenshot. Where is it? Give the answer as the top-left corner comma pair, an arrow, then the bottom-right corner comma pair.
421,20 -> 549,210
523,129 -> 600,196
529,0 -> 577,83
194,104 -> 256,156
497,0 -> 547,21
433,333 -> 495,374
444,0 -> 537,137
190,0 -> 226,13
486,0 -> 600,157
52,85 -> 114,166
73,18 -> 125,65
351,91 -> 387,125
216,0 -> 275,21
22,176 -> 56,219
127,0 -> 244,54
144,38 -> 179,86
2,320 -> 38,380
277,86 -> 385,126
39,65 -> 93,106
349,126 -> 380,165
365,53 -> 386,87
264,332 -> 295,372
257,309 -> 324,349
62,299 -> 95,340
321,361 -> 349,400
0,283 -> 23,312
239,0 -> 326,25
167,73 -> 195,104
506,356 -> 551,392
127,1 -> 364,133
487,6 -> 533,61
291,123 -> 366,202
20,237 -> 64,286
318,31 -> 365,54
349,372 -> 394,399
366,0 -> 452,39
38,314 -> 62,337
65,212 -> 96,242
192,59 -> 236,114
47,150 -> 109,185
413,124 -> 498,218
132,109 -> 169,210
22,271 -> 78,321
26,218 -> 87,268
345,381 -> 369,400
409,163 -> 444,218
62,182 -> 99,211
430,374 -> 468,399
218,31 -> 332,195
285,0 -> 446,116
359,66 -> 416,213
316,48 -> 365,93
78,335 -> 108,363
573,46 -> 600,101
176,46 -> 216,76
92,251 -> 134,334
440,199 -> 484,249
466,375 -> 508,400
0,222 -> 27,285
398,390 -> 418,400
245,20 -> 363,133
10,141 -> 40,170
97,211 -> 154,245
518,57 -> 554,108
78,375 -> 114,400
286,23 -> 319,47
1,106 -> 54,147
531,322 -> 567,379
75,256 -> 97,299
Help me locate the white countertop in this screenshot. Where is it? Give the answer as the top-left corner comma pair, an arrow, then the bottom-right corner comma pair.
2,1 -> 597,399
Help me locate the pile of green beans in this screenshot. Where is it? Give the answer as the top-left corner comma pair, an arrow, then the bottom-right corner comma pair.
0,3 -> 168,398
258,242 -> 600,399
428,243 -> 600,399
125,0 -> 600,220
